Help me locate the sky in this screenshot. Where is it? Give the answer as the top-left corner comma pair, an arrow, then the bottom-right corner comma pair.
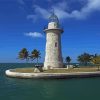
0,0 -> 100,63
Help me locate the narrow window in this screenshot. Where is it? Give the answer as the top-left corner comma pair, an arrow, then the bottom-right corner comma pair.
55,42 -> 57,47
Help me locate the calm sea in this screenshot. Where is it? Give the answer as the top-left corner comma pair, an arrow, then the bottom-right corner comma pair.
0,63 -> 100,100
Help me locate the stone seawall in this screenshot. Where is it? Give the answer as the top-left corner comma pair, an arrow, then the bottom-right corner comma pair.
5,69 -> 100,79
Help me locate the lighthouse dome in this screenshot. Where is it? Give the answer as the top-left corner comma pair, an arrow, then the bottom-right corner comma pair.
49,12 -> 59,23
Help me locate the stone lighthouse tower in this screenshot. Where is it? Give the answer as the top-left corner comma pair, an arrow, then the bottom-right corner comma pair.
44,12 -> 63,70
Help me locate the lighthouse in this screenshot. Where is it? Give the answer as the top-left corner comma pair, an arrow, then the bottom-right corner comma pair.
44,12 -> 63,70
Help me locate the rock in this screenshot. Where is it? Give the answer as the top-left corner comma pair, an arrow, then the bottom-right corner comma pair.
34,67 -> 43,73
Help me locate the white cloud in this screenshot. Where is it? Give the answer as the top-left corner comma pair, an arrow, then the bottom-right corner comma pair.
52,0 -> 68,11
69,0 -> 100,19
27,0 -> 100,21
34,5 -> 50,19
52,0 -> 100,19
25,32 -> 44,38
27,5 -> 50,21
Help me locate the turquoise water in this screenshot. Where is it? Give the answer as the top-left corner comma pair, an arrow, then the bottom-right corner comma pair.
0,63 -> 100,100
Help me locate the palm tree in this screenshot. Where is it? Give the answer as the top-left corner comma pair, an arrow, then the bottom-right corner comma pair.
77,52 -> 92,65
18,48 -> 29,61
91,54 -> 100,70
31,49 -> 41,65
65,56 -> 71,65
65,56 -> 71,69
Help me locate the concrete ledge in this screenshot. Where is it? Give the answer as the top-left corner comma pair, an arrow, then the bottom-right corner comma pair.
5,69 -> 100,79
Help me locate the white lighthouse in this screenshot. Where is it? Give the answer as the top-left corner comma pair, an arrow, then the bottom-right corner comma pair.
44,12 -> 63,70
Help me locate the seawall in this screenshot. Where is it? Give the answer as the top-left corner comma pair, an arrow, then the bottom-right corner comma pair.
5,69 -> 100,79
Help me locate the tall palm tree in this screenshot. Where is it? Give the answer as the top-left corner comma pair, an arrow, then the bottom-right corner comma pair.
65,56 -> 71,65
77,52 -> 92,65
18,48 -> 29,61
31,49 -> 41,65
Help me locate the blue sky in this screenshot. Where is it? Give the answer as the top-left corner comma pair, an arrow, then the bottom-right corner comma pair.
0,0 -> 100,63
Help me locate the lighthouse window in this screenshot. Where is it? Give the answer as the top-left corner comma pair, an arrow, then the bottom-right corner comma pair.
55,42 -> 57,47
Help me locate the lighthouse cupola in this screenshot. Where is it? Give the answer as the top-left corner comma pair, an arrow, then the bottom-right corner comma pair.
49,12 -> 59,23
47,12 -> 60,29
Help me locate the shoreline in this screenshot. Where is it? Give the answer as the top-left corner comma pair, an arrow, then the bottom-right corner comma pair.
5,69 -> 100,79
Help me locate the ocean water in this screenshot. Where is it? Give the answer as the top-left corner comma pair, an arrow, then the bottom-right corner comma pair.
0,63 -> 100,100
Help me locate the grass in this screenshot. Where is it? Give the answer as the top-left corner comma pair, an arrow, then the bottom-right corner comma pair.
44,67 -> 99,73
10,67 -> 100,73
10,68 -> 35,73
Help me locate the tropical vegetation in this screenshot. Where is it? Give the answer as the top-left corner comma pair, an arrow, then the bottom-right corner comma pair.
77,52 -> 92,65
91,54 -> 100,70
65,56 -> 71,65
18,48 -> 41,65
18,48 -> 29,61
30,49 -> 41,65
18,48 -> 100,69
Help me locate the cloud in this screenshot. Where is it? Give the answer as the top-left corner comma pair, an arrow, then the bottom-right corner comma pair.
53,0 -> 100,19
25,32 -> 44,38
34,5 -> 50,19
27,5 -> 50,21
52,0 -> 68,11
69,0 -> 100,19
27,0 -> 100,21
